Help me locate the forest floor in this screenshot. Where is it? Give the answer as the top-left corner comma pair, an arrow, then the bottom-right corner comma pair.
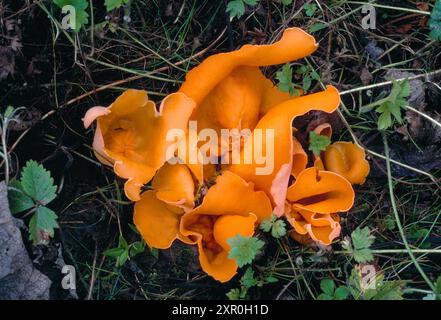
0,0 -> 440,300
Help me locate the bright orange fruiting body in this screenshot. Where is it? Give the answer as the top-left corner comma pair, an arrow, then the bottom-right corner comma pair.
83,27 -> 370,282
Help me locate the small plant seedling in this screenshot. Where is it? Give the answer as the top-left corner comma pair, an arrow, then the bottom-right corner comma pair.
348,267 -> 406,300
226,0 -> 259,20
296,64 -> 321,92
317,279 -> 350,300
429,0 -> 441,41
227,234 -> 264,267
226,267 -> 278,300
342,227 -> 375,263
308,131 -> 331,156
53,0 -> 89,32
260,214 -> 287,238
360,79 -> 410,130
8,160 -> 58,245
104,234 -> 146,267
276,63 -> 300,96
304,3 -> 317,17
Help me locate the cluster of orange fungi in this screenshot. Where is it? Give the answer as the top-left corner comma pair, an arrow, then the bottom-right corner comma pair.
83,28 -> 370,282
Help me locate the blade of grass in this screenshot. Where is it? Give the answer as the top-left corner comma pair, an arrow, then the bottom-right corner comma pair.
383,133 -> 436,291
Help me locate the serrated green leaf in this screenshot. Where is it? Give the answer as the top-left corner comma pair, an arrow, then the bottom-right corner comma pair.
8,180 -> 34,214
370,280 -> 405,300
302,74 -> 312,91
259,217 -> 274,232
276,63 -> 297,96
260,215 -> 286,238
29,206 -> 59,245
374,79 -> 410,130
352,227 -> 375,250
104,0 -> 130,11
226,0 -> 246,19
352,228 -> 375,263
53,0 -> 89,32
320,279 -> 335,296
271,220 -> 286,238
241,267 -> 258,289
20,160 -> 57,205
429,0 -> 441,41
308,131 -> 331,156
353,248 -> 374,263
226,288 -> 241,300
377,111 -> 392,130
304,3 -> 317,17
227,235 -> 264,267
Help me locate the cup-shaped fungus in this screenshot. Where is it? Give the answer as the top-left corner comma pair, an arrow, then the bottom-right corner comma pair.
229,86 -> 341,216
133,163 -> 198,249
320,142 -> 370,185
285,166 -> 355,245
180,171 -> 272,282
179,27 -> 319,158
83,90 -> 195,201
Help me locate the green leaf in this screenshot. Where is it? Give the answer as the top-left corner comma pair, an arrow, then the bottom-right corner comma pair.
334,286 -> 350,300
20,160 -> 57,205
342,227 -> 375,263
29,206 -> 59,245
304,3 -> 317,17
281,0 -> 292,5
302,74 -> 312,91
243,0 -> 258,5
53,0 -> 89,32
317,293 -> 333,300
353,248 -> 374,263
241,267 -> 258,289
377,111 -> 392,130
8,180 -> 34,214
276,63 -> 297,96
429,0 -> 441,41
308,131 -> 331,156
104,247 -> 126,258
227,235 -> 264,267
259,216 -> 274,232
118,234 -> 128,250
129,241 -> 145,257
372,280 -> 405,300
104,0 -> 130,11
265,276 -> 278,283
309,23 -> 327,33
351,227 -> 375,263
226,0 -> 245,20
320,279 -> 335,296
226,288 -> 241,300
370,79 -> 410,130
4,105 -> 15,118
271,220 -> 286,238
260,214 -> 286,238
352,227 -> 375,250
117,249 -> 129,267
